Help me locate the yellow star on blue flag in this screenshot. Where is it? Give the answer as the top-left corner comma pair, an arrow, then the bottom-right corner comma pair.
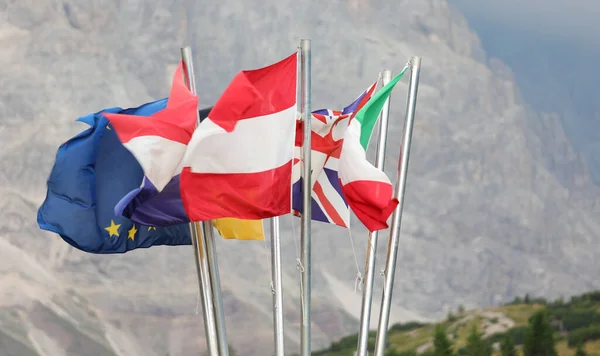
105,220 -> 120,237
127,225 -> 137,241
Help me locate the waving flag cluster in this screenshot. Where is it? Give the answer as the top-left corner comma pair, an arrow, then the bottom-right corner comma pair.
102,63 -> 197,227
104,56 -> 399,233
38,46 -> 408,255
104,53 -> 297,225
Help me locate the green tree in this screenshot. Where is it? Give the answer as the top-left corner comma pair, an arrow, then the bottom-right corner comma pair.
466,325 -> 492,356
433,325 -> 453,356
458,305 -> 466,314
523,310 -> 557,356
500,333 -> 517,356
524,294 -> 530,304
575,344 -> 587,356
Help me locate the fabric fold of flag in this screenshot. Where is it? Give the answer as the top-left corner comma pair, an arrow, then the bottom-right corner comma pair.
180,52 -> 298,221
103,63 -> 264,240
109,106 -> 212,228
292,68 -> 406,232
339,67 -> 408,231
109,105 -> 265,240
37,101 -> 192,254
103,62 -> 198,193
103,64 -> 265,240
291,82 -> 377,228
213,218 -> 264,241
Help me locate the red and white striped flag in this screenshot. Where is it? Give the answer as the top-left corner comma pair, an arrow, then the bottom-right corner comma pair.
180,53 -> 298,221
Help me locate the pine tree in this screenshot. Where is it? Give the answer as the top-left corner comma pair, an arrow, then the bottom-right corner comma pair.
466,325 -> 491,356
433,325 -> 453,356
523,310 -> 557,356
500,333 -> 517,356
575,344 -> 587,356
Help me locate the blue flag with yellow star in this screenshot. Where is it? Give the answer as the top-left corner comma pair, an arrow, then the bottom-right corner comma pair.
37,99 -> 193,254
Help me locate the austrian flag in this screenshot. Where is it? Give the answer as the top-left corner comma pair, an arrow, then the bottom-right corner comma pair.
180,53 -> 298,221
104,53 -> 297,233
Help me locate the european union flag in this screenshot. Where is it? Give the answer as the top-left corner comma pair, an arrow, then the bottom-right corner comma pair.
37,99 -> 193,254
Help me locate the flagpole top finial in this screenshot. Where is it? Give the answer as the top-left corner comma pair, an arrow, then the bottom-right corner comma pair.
300,39 -> 311,51
410,56 -> 422,69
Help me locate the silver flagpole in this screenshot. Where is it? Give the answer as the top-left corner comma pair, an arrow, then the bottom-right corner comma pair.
375,57 -> 421,356
270,217 -> 285,356
205,225 -> 229,356
299,38 -> 313,356
373,57 -> 422,356
180,46 -> 227,356
188,223 -> 219,356
356,69 -> 393,356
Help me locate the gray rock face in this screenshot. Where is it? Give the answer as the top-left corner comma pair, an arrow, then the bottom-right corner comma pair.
1,0 -> 599,355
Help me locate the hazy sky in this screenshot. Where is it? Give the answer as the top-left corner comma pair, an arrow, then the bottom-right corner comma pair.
448,0 -> 600,112
449,0 -> 600,182
449,0 -> 600,45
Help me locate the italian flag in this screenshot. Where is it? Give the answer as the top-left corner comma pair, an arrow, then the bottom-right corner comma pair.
339,67 -> 408,231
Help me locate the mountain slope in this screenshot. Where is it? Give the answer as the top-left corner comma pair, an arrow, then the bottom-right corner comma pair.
1,0 -> 599,355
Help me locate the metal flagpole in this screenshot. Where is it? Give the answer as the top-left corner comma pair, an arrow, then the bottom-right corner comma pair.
299,38 -> 313,356
270,217 -> 285,355
373,57 -> 422,356
205,225 -> 230,356
187,223 -> 219,356
180,46 -> 228,356
356,69 -> 393,356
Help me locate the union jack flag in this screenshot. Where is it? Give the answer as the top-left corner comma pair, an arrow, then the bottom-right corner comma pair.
292,81 -> 378,227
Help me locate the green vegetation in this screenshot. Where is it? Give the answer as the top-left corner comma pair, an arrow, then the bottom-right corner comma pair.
312,290 -> 600,356
523,310 -> 557,356
433,325 -> 454,356
574,344 -> 587,356
466,325 -> 492,356
500,334 -> 517,356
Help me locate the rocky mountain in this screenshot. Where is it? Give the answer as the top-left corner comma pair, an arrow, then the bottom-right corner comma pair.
1,0 -> 599,355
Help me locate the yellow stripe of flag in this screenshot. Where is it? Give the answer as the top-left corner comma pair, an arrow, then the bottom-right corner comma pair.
211,218 -> 264,241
